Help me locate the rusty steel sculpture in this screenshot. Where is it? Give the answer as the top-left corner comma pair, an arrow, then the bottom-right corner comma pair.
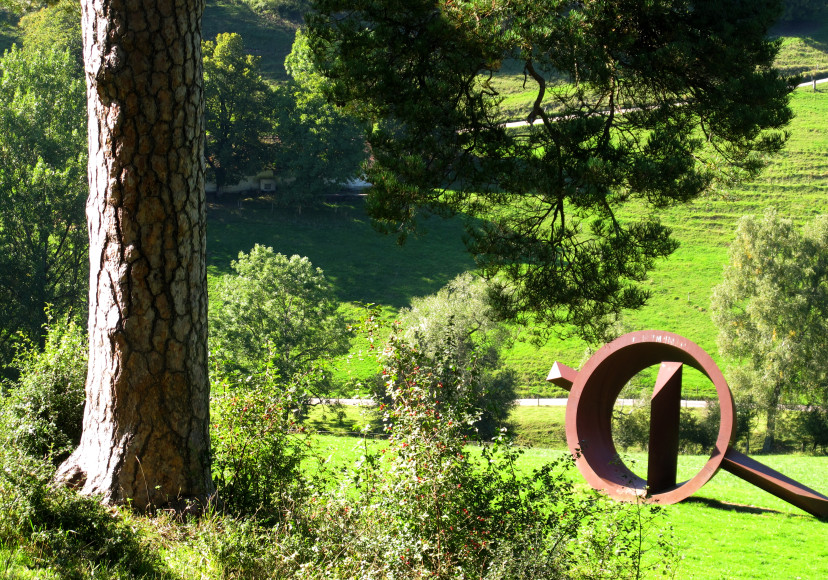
549,330 -> 828,518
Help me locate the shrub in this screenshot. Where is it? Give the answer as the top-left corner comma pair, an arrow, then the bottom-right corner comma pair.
0,313 -> 86,463
209,245 -> 350,393
387,273 -> 518,439
210,366 -> 322,524
277,319 -> 679,579
796,406 -> 828,453
612,401 -> 650,452
677,407 -> 717,454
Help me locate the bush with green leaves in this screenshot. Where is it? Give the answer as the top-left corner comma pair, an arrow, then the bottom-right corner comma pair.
795,406 -> 828,453
273,318 -> 678,579
210,366 -> 321,523
677,407 -> 717,454
612,401 -> 651,452
613,393 -> 757,455
384,273 -> 517,440
0,313 -> 86,463
210,245 -> 350,391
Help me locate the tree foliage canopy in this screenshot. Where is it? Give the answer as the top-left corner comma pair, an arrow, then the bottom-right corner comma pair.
19,0 -> 82,62
210,245 -> 350,384
271,29 -> 366,206
396,273 -> 516,438
399,272 -> 509,368
203,32 -> 273,192
711,209 -> 828,451
0,44 -> 87,363
308,0 -> 795,341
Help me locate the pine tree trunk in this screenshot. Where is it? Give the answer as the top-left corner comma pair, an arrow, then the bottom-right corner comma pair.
55,0 -> 214,509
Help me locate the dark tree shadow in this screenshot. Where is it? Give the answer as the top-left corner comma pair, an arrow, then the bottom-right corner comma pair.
207,196 -> 482,309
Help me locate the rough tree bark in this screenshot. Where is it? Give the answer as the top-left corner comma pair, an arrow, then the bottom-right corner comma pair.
55,0 -> 214,508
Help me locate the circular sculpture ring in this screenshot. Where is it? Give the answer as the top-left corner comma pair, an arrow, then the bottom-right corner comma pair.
565,330 -> 735,504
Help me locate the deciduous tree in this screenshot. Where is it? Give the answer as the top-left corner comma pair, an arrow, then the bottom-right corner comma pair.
711,209 -> 828,452
19,0 -> 82,61
307,0 -> 795,342
210,245 -> 350,385
203,32 -> 272,194
272,28 -> 366,207
396,273 -> 517,438
0,45 -> 86,366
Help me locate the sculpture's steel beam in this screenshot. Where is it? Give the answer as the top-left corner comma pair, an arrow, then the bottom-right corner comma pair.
546,361 -> 576,391
722,448 -> 828,518
648,362 -> 683,493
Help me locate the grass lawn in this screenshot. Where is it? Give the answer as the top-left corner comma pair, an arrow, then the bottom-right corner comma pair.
773,13 -> 828,78
310,430 -> 828,580
190,12 -> 828,399
206,87 -> 828,398
501,86 -> 828,396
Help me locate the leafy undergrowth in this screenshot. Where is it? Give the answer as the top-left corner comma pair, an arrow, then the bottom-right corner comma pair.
1,328 -> 678,579
2,442 -> 823,580
0,449 -> 169,579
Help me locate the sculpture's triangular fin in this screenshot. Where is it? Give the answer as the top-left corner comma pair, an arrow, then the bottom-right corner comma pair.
547,361 -> 577,391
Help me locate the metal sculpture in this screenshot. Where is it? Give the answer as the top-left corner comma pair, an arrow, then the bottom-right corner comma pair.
549,330 -> 828,518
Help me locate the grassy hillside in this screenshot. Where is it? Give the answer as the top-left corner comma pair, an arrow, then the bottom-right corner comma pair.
200,8 -> 828,397
203,0 -> 300,82
207,86 -> 828,398
774,16 -> 828,78
502,86 -> 828,396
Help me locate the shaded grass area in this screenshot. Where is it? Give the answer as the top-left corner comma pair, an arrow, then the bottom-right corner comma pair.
207,88 -> 828,398
207,199 -> 475,309
773,13 -> 828,78
203,0 -> 300,82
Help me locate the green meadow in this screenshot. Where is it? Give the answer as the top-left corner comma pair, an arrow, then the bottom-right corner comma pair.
308,430 -> 828,580
206,86 -> 828,398
192,5 -> 828,397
